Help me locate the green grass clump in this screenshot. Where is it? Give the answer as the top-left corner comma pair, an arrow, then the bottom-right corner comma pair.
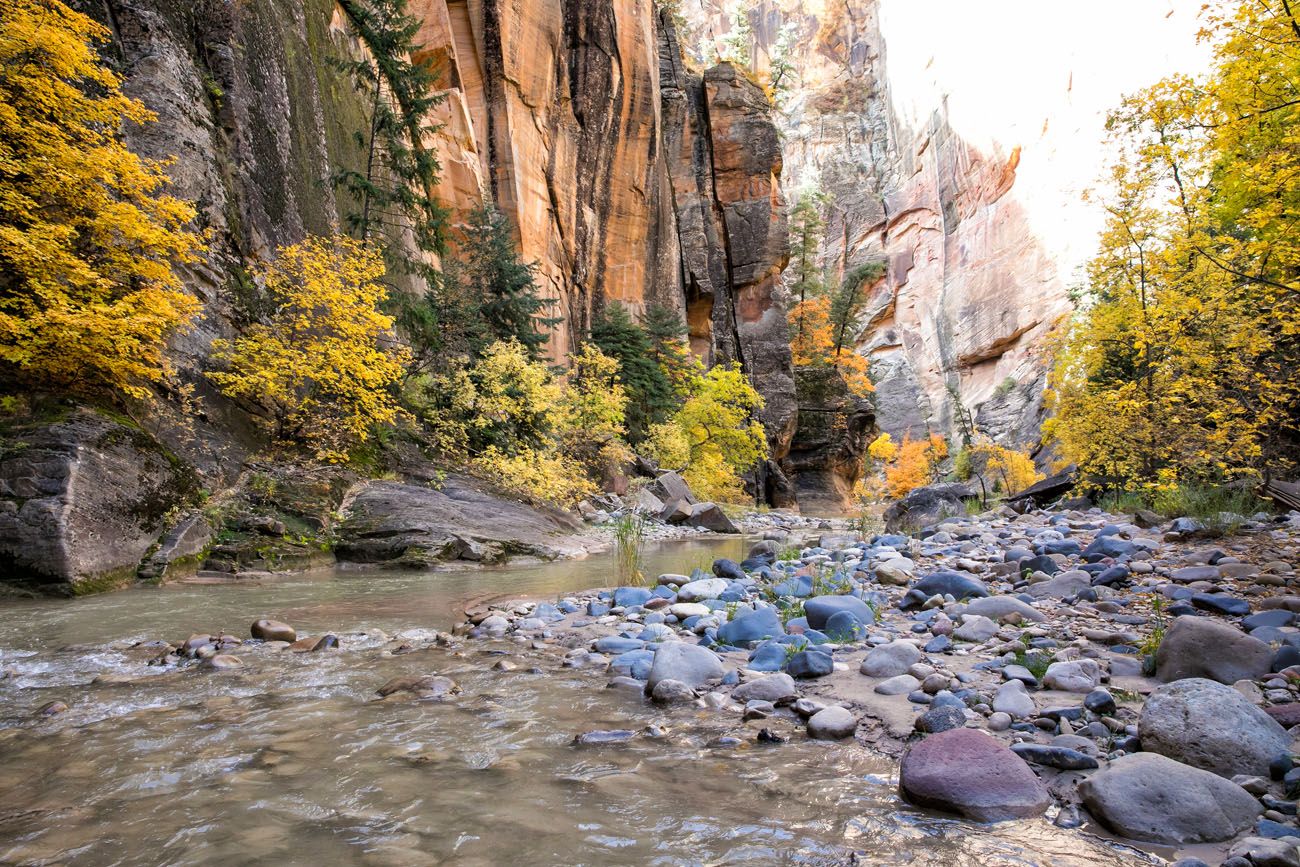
613,512 -> 646,586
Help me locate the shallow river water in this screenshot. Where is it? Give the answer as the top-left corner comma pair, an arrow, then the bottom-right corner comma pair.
0,540 -> 1157,866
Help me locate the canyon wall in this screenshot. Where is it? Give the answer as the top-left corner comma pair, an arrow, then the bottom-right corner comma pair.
678,0 -> 1206,451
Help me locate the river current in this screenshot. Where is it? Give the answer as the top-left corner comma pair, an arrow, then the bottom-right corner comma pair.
0,539 -> 1154,866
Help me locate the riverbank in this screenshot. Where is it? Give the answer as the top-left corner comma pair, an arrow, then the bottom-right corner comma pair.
454,502 -> 1300,865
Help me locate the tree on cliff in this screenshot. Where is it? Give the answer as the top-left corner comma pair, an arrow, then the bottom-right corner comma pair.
208,237 -> 409,464
442,201 -> 559,361
1047,0 -> 1300,489
590,302 -> 675,443
0,0 -> 202,403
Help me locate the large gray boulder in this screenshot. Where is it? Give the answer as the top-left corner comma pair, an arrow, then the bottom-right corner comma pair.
731,673 -> 795,704
962,595 -> 1046,623
646,642 -> 724,691
1138,678 -> 1290,778
859,640 -> 922,677
335,476 -> 584,567
0,411 -> 198,595
1079,752 -> 1261,844
1155,615 -> 1272,684
898,728 -> 1050,822
883,483 -> 975,534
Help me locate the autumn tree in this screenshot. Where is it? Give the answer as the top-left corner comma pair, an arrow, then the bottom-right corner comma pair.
1047,0 -> 1300,488
208,237 -> 408,463
647,363 -> 767,502
882,434 -> 947,499
642,303 -> 696,395
0,0 -> 202,402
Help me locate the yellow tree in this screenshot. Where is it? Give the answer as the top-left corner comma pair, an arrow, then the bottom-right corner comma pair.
209,236 -> 408,463
647,362 -> 768,502
1047,0 -> 1300,487
0,0 -> 201,401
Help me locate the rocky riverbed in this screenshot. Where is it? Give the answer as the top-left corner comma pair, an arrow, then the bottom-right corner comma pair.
455,503 -> 1300,866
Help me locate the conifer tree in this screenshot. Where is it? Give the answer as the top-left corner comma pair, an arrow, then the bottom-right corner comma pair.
590,302 -> 674,442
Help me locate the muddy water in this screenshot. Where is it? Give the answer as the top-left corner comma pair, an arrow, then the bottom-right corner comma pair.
0,541 -> 1152,866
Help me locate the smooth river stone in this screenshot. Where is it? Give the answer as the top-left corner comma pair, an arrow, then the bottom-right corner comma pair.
899,728 -> 1050,822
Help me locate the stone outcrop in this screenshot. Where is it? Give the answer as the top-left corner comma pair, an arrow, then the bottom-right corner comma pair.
0,411 -> 198,594
779,368 -> 876,513
335,476 -> 588,566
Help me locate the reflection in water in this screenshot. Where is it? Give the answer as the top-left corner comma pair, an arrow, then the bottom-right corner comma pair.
0,540 -> 1152,866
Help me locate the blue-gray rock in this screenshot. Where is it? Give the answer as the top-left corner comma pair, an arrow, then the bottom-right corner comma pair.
646,642 -> 724,691
747,641 -> 788,672
717,608 -> 784,646
1084,535 -> 1136,560
771,574 -> 813,597
873,534 -> 910,549
1092,566 -> 1131,587
587,601 -> 611,617
1080,752 -> 1261,844
824,610 -> 868,641
786,650 -> 834,679
900,572 -> 989,610
732,672 -> 796,703
612,587 -> 651,608
1246,610 -> 1296,631
608,649 -> 655,680
1084,688 -> 1117,716
713,558 -> 746,581
532,603 -> 565,622
1192,593 -> 1251,617
804,595 -> 878,630
594,636 -> 644,654
1010,743 -> 1099,770
915,705 -> 966,733
1275,646 -> 1300,672
1140,678 -> 1290,777
924,635 -> 952,653
1020,555 -> 1061,576
1004,546 -> 1034,563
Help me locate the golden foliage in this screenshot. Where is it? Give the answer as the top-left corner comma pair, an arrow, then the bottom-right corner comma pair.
646,362 -> 767,504
209,236 -> 408,463
1047,0 -> 1300,487
867,432 -> 898,463
968,437 -> 1044,495
882,434 -> 947,499
787,297 -> 874,397
408,339 -> 630,506
0,0 -> 202,400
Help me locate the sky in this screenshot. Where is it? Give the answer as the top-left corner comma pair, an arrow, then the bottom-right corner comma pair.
878,0 -> 1216,280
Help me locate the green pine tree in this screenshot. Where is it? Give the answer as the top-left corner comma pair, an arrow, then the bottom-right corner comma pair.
591,302 -> 675,442
449,200 -> 559,359
642,303 -> 695,392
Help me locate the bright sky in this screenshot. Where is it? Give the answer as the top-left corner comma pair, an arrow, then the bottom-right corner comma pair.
877,0 -> 1216,280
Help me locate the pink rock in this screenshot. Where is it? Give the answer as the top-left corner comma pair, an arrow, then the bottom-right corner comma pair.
899,728 -> 1050,822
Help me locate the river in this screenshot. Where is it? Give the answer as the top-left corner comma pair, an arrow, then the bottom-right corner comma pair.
0,539 -> 1154,866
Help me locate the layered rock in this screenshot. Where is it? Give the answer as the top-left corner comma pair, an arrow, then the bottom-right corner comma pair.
0,411 -> 198,594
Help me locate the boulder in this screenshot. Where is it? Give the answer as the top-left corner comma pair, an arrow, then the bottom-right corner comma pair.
1079,752 -> 1261,844
953,615 -> 999,643
992,680 -> 1035,718
731,673 -> 796,704
804,595 -> 877,630
786,650 -> 833,678
859,641 -> 922,677
335,476 -> 584,567
647,471 -> 694,506
883,484 -> 975,533
963,595 -> 1046,623
646,642 -> 724,691
898,728 -> 1050,822
1139,678 -> 1290,778
1155,616 -> 1272,684
676,577 -> 727,602
0,410 -> 199,594
251,619 -> 296,642
717,608 -> 784,646
685,502 -> 740,534
1024,570 -> 1091,600
807,705 -> 857,739
1042,660 -> 1102,693
901,572 -> 989,609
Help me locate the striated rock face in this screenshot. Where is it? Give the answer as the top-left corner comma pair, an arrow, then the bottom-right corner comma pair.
0,411 -> 198,594
781,369 -> 877,513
